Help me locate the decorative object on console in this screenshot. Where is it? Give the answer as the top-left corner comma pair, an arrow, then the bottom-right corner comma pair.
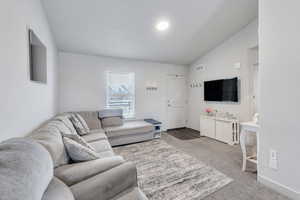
205,108 -> 214,116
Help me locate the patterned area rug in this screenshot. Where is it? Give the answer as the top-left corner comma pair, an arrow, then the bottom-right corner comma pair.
114,140 -> 233,200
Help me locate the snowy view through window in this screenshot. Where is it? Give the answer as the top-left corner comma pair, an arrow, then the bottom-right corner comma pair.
106,72 -> 135,118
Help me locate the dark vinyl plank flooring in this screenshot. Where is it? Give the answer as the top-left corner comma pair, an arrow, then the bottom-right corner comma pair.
167,128 -> 201,140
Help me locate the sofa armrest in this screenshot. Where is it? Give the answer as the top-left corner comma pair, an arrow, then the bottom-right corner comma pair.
70,162 -> 138,200
55,156 -> 124,186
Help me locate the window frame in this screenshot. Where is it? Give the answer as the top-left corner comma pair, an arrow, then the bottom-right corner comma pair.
106,71 -> 136,119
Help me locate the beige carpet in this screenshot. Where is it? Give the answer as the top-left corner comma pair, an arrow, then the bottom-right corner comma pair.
114,140 -> 233,200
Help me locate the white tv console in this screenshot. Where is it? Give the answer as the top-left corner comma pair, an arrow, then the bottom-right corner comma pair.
200,114 -> 239,145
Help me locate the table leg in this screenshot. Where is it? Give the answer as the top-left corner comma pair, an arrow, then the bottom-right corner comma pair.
240,129 -> 247,171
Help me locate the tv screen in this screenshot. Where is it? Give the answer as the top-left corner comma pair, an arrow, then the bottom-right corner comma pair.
204,78 -> 238,102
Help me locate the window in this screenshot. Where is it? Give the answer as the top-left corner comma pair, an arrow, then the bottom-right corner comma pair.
106,72 -> 135,118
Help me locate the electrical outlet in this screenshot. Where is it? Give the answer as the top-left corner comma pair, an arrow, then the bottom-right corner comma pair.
269,149 -> 278,170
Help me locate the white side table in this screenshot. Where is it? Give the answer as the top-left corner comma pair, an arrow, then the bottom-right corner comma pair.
240,122 -> 259,171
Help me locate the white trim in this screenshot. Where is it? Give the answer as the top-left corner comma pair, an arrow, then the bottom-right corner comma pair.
258,175 -> 300,200
105,71 -> 135,118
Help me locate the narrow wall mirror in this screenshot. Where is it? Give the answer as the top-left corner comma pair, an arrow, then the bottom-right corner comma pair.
28,29 -> 47,83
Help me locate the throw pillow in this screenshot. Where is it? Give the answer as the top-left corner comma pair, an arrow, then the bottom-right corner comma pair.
69,114 -> 89,136
62,133 -> 95,151
55,115 -> 77,134
75,113 -> 90,133
63,137 -> 99,162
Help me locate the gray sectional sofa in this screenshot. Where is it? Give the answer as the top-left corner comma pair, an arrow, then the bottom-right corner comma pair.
96,109 -> 156,146
0,109 -> 154,200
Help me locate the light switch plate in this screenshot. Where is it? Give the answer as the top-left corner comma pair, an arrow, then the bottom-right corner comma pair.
269,149 -> 278,170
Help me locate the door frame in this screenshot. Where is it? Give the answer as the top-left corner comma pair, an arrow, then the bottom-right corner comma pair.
166,74 -> 187,130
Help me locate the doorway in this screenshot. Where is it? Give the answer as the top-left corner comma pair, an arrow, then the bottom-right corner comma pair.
249,46 -> 259,117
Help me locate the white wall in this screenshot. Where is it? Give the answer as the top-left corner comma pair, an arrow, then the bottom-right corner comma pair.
258,1 -> 300,199
0,0 -> 59,141
59,52 -> 187,130
187,20 -> 258,131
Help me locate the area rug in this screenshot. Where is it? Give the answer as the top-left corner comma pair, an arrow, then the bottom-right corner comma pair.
114,140 -> 233,200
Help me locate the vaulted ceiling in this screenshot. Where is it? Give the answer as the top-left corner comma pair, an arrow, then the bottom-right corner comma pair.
42,0 -> 258,65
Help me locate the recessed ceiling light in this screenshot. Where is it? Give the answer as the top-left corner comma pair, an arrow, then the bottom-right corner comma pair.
155,20 -> 170,31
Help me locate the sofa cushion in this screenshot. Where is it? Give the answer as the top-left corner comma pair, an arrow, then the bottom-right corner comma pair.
77,111 -> 102,130
42,177 -> 74,200
54,114 -> 77,134
63,137 -> 100,162
70,162 -> 137,200
0,138 -> 53,200
82,129 -> 107,143
89,139 -> 114,156
104,121 -> 154,138
101,116 -> 124,128
48,120 -> 75,135
30,125 -> 69,167
54,156 -> 124,186
98,150 -> 115,158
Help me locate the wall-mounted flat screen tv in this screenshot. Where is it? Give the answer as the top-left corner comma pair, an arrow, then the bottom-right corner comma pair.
204,77 -> 238,102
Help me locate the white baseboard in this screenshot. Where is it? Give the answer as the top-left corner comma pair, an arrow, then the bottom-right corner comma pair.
258,175 -> 300,200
